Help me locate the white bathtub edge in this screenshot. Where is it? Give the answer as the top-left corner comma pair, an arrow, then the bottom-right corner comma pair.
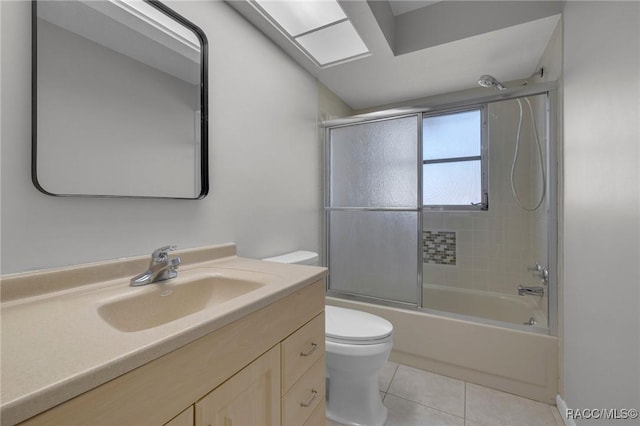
556,394 -> 577,426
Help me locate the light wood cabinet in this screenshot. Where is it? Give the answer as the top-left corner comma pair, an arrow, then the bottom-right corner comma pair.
164,406 -> 194,426
281,313 -> 325,393
304,400 -> 327,426
189,312 -> 326,426
196,346 -> 281,426
282,359 -> 325,426
20,280 -> 325,426
281,312 -> 326,426
193,312 -> 326,426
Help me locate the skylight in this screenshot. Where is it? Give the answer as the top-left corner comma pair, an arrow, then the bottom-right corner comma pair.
254,0 -> 346,36
296,20 -> 368,66
252,0 -> 369,67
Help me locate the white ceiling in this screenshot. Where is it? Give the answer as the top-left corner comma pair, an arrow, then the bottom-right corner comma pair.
388,0 -> 440,16
227,1 -> 561,110
318,14 -> 560,109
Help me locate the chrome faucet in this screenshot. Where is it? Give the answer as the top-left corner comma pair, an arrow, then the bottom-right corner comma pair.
130,245 -> 182,287
518,285 -> 544,297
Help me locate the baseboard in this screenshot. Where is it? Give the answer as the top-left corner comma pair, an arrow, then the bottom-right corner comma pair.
556,394 -> 577,426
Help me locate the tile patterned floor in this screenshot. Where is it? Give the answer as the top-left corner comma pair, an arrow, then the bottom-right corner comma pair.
328,362 -> 565,426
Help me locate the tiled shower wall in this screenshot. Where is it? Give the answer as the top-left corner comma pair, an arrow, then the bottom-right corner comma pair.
422,95 -> 548,297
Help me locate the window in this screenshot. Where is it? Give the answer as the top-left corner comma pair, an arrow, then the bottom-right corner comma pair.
422,107 -> 487,209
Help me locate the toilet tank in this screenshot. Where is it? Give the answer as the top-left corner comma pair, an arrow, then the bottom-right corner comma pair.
262,251 -> 319,266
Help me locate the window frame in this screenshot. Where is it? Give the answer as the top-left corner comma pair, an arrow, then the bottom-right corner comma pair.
421,104 -> 488,211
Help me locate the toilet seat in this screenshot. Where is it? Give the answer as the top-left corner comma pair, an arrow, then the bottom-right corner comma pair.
326,306 -> 393,345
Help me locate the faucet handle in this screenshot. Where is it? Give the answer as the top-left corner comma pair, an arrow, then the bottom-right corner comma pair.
154,256 -> 182,282
151,245 -> 177,262
527,262 -> 542,272
168,257 -> 182,270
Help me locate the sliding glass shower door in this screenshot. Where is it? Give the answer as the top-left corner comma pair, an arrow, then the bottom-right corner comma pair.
325,115 -> 421,305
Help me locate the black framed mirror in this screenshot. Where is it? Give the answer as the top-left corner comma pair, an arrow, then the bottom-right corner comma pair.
32,0 -> 208,199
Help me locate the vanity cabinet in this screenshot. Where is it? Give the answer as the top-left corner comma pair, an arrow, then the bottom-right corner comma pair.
192,312 -> 326,426
281,313 -> 326,426
165,407 -> 195,426
19,280 -> 325,426
195,346 -> 281,426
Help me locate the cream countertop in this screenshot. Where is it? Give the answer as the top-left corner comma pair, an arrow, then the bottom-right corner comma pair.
0,244 -> 327,426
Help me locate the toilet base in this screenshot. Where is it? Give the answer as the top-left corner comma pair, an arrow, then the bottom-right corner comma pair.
326,371 -> 388,426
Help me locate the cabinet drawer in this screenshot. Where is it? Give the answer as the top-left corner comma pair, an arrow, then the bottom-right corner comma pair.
164,406 -> 194,426
303,400 -> 326,426
282,312 -> 325,394
282,358 -> 325,426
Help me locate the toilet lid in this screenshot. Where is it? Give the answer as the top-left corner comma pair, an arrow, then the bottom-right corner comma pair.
325,306 -> 393,343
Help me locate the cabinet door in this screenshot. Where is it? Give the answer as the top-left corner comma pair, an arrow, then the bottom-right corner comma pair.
196,346 -> 281,426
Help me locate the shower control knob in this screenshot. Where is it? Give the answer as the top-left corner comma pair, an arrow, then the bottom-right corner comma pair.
528,263 -> 549,282
527,263 -> 542,272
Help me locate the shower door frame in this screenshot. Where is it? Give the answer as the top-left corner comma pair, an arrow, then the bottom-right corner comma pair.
323,81 -> 559,336
324,113 -> 424,309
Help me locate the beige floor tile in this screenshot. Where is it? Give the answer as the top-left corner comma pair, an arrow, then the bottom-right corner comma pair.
387,365 -> 465,417
384,394 -> 464,426
379,361 -> 399,392
466,383 -> 557,426
465,421 -> 483,426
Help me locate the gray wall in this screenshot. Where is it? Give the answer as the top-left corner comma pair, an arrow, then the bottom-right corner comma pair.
1,0 -> 320,274
563,1 -> 640,422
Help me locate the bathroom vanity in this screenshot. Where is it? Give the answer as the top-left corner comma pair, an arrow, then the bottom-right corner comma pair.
0,244 -> 327,426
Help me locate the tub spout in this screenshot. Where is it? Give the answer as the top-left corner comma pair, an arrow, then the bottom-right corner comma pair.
517,285 -> 544,297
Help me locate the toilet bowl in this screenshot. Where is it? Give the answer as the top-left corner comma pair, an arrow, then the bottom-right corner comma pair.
263,251 -> 394,426
325,305 -> 393,426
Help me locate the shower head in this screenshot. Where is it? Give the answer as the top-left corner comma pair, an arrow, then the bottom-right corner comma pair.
478,75 -> 507,91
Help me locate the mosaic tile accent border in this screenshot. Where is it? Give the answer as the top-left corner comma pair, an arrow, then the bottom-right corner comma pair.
423,230 -> 457,265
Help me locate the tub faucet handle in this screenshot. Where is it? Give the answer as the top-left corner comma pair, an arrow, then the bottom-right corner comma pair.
528,262 -> 549,283
527,262 -> 542,272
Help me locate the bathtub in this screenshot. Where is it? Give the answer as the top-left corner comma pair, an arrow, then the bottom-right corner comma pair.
326,295 -> 558,404
421,284 -> 548,328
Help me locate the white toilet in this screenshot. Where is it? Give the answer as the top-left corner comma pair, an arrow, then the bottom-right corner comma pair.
263,251 -> 393,426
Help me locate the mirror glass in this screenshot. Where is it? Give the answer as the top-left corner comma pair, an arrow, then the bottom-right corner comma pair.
33,0 -> 208,198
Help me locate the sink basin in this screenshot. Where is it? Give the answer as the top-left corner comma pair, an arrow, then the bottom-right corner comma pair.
98,271 -> 266,332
